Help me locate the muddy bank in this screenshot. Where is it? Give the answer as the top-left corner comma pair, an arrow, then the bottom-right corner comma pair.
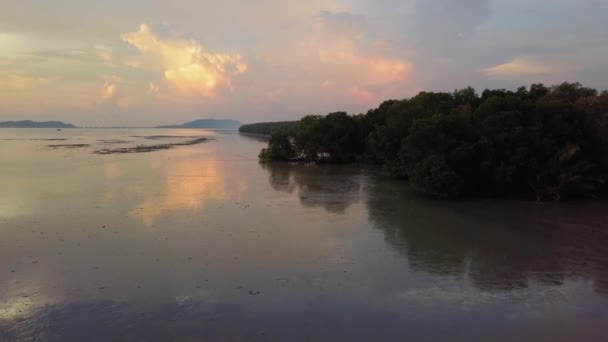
99,139 -> 133,144
93,137 -> 211,154
47,144 -> 91,149
1,138 -> 68,141
130,135 -> 203,140
33,138 -> 68,141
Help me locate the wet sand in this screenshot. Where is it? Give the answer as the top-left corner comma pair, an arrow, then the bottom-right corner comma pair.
0,128 -> 607,341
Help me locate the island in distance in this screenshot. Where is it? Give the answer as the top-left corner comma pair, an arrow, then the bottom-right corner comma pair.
156,119 -> 243,129
0,120 -> 77,128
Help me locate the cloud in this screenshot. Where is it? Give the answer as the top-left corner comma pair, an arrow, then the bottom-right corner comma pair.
483,58 -> 555,76
311,11 -> 413,106
148,82 -> 160,94
122,24 -> 247,97
26,49 -> 100,63
102,82 -> 116,100
236,10 -> 416,114
414,0 -> 491,43
318,43 -> 411,86
315,11 -> 368,38
3,0 -> 608,125
0,73 -> 50,91
100,75 -> 129,109
101,75 -> 120,100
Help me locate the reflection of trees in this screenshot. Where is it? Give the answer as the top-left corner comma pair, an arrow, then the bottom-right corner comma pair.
238,133 -> 269,143
260,163 -> 363,214
366,178 -> 608,294
261,161 -> 608,295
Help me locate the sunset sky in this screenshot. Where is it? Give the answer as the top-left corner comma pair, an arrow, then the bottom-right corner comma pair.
1,0 -> 607,126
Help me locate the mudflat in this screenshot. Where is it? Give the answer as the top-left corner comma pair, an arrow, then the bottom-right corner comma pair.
1,128 -> 607,341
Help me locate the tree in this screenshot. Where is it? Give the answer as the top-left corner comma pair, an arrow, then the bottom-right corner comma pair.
258,82 -> 608,200
259,130 -> 297,161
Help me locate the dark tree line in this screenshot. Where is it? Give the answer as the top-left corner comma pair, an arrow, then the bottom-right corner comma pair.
239,121 -> 299,136
258,83 -> 608,200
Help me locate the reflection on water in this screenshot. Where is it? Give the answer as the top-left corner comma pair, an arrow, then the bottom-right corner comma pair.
262,162 -> 608,296
1,129 -> 608,340
366,180 -> 608,295
122,152 -> 248,227
261,163 -> 364,214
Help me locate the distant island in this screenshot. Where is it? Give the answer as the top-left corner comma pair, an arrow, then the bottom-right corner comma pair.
0,120 -> 77,128
157,119 -> 243,129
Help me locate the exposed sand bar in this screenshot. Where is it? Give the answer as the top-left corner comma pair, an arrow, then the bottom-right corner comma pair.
47,144 -> 92,149
93,137 -> 212,154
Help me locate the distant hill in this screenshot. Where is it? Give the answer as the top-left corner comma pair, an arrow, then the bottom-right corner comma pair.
157,119 -> 243,129
0,120 -> 76,128
239,121 -> 299,136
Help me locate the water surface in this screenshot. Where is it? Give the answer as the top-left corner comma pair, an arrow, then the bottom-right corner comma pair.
1,129 -> 607,341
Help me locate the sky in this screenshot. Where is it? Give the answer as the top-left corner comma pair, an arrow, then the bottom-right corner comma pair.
1,0 -> 607,126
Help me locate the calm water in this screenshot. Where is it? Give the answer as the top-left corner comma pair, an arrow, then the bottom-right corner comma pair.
1,129 -> 607,341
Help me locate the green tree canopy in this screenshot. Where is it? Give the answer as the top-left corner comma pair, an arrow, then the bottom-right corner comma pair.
258,82 -> 608,200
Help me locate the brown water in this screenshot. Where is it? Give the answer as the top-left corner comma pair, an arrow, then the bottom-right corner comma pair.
1,129 -> 607,341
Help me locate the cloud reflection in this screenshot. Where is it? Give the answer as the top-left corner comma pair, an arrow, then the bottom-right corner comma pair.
100,148 -> 249,227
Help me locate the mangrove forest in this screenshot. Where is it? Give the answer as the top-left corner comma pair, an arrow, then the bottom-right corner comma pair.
255,82 -> 608,201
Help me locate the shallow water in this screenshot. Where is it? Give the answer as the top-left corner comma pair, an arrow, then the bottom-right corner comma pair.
1,128 -> 607,341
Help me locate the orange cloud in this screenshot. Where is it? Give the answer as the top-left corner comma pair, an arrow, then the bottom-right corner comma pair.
148,82 -> 160,94
100,75 -> 130,108
314,38 -> 412,108
122,24 -> 247,97
318,44 -> 411,85
484,58 -> 555,76
0,73 -> 50,91
101,75 -> 121,100
101,82 -> 116,100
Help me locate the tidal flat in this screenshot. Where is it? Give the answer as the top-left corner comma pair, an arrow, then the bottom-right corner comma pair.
0,128 -> 607,341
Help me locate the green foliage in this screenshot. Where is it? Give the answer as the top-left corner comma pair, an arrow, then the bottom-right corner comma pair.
291,112 -> 364,162
239,121 -> 299,136
258,82 -> 608,200
259,130 -> 297,161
